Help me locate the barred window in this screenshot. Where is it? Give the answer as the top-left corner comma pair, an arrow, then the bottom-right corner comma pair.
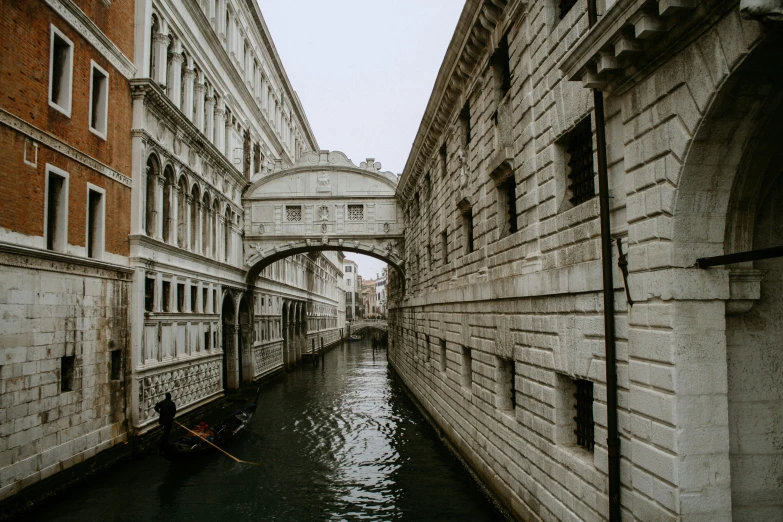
574,379 -> 594,451
347,205 -> 364,221
565,117 -> 595,207
286,205 -> 302,222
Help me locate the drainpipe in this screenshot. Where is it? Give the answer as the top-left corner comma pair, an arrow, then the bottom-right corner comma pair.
587,1 -> 621,520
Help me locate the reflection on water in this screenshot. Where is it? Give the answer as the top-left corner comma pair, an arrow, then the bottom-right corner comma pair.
25,339 -> 503,521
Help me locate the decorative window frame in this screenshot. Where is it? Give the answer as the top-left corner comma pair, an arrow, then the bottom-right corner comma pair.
85,183 -> 106,260
49,24 -> 74,118
347,204 -> 365,222
44,163 -> 70,252
88,60 -> 110,140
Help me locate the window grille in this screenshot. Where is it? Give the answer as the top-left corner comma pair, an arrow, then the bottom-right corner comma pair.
110,350 -> 121,381
462,207 -> 474,254
566,117 -> 595,206
286,206 -> 302,222
559,0 -> 578,19
460,103 -> 471,144
347,205 -> 364,221
573,379 -> 595,451
144,278 -> 155,312
61,355 -> 75,392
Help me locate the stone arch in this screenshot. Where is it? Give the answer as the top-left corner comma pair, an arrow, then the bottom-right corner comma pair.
668,36 -> 783,519
144,152 -> 161,237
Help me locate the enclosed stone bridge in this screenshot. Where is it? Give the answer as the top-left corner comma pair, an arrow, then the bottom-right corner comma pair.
350,319 -> 388,335
243,151 -> 405,283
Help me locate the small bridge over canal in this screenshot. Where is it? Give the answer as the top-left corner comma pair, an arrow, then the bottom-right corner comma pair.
242,151 -> 406,283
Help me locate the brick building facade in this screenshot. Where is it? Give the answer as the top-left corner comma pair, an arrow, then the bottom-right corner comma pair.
0,0 -> 135,501
389,0 -> 782,520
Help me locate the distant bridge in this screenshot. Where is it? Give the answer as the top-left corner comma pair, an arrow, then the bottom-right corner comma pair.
349,319 -> 388,334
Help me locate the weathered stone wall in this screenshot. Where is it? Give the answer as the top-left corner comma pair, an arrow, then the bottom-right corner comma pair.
391,0 -> 779,520
0,254 -> 130,501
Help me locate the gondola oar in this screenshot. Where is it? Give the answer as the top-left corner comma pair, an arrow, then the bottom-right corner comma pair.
174,420 -> 259,465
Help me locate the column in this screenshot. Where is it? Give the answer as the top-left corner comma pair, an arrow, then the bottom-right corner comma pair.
167,39 -> 183,107
184,195 -> 192,251
261,77 -> 268,113
224,111 -> 232,157
170,185 -> 179,246
195,72 -> 206,130
190,201 -> 202,254
155,175 -> 164,240
183,56 -> 195,121
185,277 -> 193,313
205,87 -> 215,143
214,100 -> 225,152
152,24 -> 170,86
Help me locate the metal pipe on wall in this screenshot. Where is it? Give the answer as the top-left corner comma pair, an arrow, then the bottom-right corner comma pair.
587,1 -> 621,520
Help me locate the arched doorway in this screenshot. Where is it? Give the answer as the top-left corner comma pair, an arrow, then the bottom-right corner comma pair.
221,293 -> 235,391
670,37 -> 783,519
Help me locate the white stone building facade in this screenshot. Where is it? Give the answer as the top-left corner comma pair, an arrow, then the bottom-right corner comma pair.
389,0 -> 783,520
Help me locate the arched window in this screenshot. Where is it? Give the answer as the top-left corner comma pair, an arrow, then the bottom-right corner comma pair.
177,176 -> 187,247
190,184 -> 199,251
202,192 -> 211,256
145,156 -> 159,237
161,166 -> 174,243
224,209 -> 231,263
212,200 -> 219,259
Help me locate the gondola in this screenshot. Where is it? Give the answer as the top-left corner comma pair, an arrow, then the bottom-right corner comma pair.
349,334 -> 362,341
163,390 -> 259,461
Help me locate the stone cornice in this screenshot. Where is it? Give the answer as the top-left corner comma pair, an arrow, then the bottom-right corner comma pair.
560,0 -> 739,93
44,0 -> 136,79
129,234 -> 247,279
398,0 -> 511,200
131,79 -> 247,192
0,241 -> 133,278
0,108 -> 132,187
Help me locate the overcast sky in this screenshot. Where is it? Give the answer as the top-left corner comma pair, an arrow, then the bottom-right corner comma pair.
258,1 -> 464,280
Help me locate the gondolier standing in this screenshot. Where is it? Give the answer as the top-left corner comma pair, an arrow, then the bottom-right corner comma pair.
154,392 -> 177,449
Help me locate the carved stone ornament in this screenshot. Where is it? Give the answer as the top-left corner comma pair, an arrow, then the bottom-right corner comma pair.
173,136 -> 182,156
317,171 -> 330,187
740,0 -> 783,21
383,222 -> 390,233
188,149 -> 197,167
319,205 -> 329,220
321,223 -> 327,233
157,121 -> 167,143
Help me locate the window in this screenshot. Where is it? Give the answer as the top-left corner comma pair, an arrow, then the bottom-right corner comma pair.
439,143 -> 448,178
498,176 -> 518,237
440,339 -> 447,373
497,357 -> 516,412
204,331 -> 211,350
441,230 -> 449,264
86,185 -> 105,259
145,277 -> 155,312
347,205 -> 364,221
460,102 -> 471,145
461,346 -> 472,388
89,61 -> 109,138
462,207 -> 474,254
559,0 -> 578,19
490,33 -> 511,101
346,279 -> 351,287
61,355 -> 75,392
562,117 -> 595,207
45,165 -> 68,252
110,350 -> 122,381
177,283 -> 185,312
286,205 -> 302,222
574,379 -> 595,451
162,281 -> 171,312
345,266 -> 352,273
49,26 -> 73,117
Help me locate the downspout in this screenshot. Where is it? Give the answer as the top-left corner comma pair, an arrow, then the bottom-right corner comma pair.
586,1 -> 621,520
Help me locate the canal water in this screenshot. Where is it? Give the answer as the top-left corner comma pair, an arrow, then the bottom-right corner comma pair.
26,337 -> 504,521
